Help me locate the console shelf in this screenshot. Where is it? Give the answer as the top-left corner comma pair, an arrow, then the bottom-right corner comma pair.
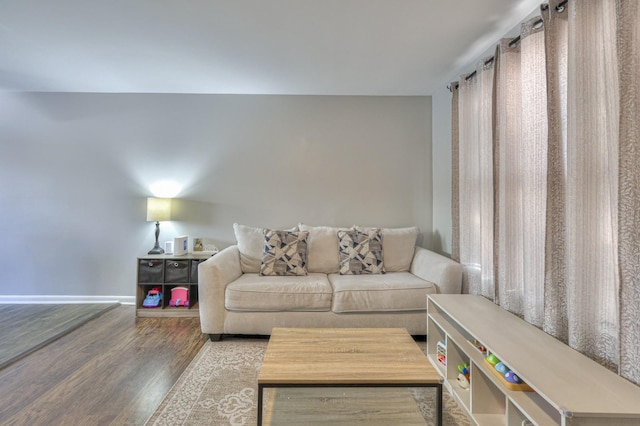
136,253 -> 213,318
427,294 -> 640,426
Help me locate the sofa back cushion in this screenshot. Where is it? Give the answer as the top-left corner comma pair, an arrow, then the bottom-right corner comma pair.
356,226 -> 419,272
233,223 -> 264,273
236,223 -> 419,274
298,224 -> 353,274
234,223 -> 301,273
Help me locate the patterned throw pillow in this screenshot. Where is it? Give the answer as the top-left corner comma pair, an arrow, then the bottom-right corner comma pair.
337,229 -> 385,275
260,229 -> 309,276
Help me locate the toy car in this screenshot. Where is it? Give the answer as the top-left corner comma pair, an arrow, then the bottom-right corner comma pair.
142,287 -> 162,308
169,286 -> 189,307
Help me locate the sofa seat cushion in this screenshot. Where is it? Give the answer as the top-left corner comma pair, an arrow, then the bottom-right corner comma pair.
225,273 -> 332,312
328,272 -> 436,313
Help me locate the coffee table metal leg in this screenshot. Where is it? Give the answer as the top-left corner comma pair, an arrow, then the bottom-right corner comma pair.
257,384 -> 263,425
437,383 -> 443,426
258,384 -> 442,425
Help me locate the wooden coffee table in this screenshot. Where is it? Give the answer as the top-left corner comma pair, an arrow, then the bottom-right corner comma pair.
257,328 -> 443,425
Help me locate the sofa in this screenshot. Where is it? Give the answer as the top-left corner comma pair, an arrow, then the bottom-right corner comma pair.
198,223 -> 462,341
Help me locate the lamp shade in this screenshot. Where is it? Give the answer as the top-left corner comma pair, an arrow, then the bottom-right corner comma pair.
146,197 -> 172,222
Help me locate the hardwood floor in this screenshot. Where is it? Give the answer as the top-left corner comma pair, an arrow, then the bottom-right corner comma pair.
0,305 -> 205,426
0,303 -> 119,370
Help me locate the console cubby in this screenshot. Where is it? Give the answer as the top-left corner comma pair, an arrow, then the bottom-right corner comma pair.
507,400 -> 530,426
445,339 -> 471,411
471,365 -> 505,424
136,253 -> 213,317
427,294 -> 640,426
426,318 -> 446,375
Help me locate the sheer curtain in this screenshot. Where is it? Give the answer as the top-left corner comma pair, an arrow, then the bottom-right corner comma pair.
541,0 -> 570,345
457,61 -> 495,299
494,19 -> 548,326
494,39 -> 524,314
564,0 -> 620,371
453,0 -> 640,384
617,0 -> 640,386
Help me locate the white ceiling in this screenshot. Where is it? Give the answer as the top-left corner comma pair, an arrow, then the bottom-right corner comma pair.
0,0 -> 541,95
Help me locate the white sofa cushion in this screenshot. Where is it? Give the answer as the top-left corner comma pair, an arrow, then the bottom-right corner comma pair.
298,224 -> 353,274
233,223 -> 264,273
234,223 -> 299,273
328,272 -> 436,313
356,226 -> 419,272
225,273 -> 332,312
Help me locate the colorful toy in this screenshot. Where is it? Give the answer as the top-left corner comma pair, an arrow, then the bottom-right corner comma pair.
483,353 -> 533,391
470,339 -> 487,355
169,286 -> 189,307
456,373 -> 470,389
495,361 -> 510,374
504,371 -> 523,384
486,353 -> 500,366
457,362 -> 471,387
142,287 -> 162,308
436,340 -> 447,367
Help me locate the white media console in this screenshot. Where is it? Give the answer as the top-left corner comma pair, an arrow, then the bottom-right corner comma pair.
426,294 -> 640,425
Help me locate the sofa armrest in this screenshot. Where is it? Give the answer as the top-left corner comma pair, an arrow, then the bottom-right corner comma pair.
198,245 -> 243,335
410,246 -> 462,294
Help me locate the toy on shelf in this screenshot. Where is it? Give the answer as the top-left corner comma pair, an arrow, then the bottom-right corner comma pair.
486,353 -> 500,366
142,287 -> 162,308
169,286 -> 189,307
484,353 -> 534,392
456,372 -> 470,389
457,362 -> 471,389
436,340 -> 447,367
495,361 -> 510,374
504,371 -> 524,384
469,339 -> 487,355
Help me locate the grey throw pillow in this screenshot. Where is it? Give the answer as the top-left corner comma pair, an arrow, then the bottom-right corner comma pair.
260,229 -> 309,276
337,229 -> 385,275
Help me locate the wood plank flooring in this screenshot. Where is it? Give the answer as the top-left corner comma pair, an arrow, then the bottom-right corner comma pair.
0,305 -> 205,425
0,303 -> 119,370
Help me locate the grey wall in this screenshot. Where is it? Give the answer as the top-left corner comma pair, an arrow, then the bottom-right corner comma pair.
0,93 -> 432,300
430,85 -> 453,255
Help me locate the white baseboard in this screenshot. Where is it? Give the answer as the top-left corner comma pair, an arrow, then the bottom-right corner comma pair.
0,295 -> 135,305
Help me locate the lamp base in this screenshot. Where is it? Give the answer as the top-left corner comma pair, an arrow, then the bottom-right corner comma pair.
148,221 -> 165,255
148,242 -> 165,255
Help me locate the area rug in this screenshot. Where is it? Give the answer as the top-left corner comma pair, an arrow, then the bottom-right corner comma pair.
146,339 -> 471,426
0,303 -> 120,370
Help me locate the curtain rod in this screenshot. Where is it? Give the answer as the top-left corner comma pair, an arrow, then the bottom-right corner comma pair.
508,1 -> 567,48
448,0 -> 567,92
462,57 -> 495,82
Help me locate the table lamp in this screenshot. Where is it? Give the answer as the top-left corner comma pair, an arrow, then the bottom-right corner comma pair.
147,197 -> 172,254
